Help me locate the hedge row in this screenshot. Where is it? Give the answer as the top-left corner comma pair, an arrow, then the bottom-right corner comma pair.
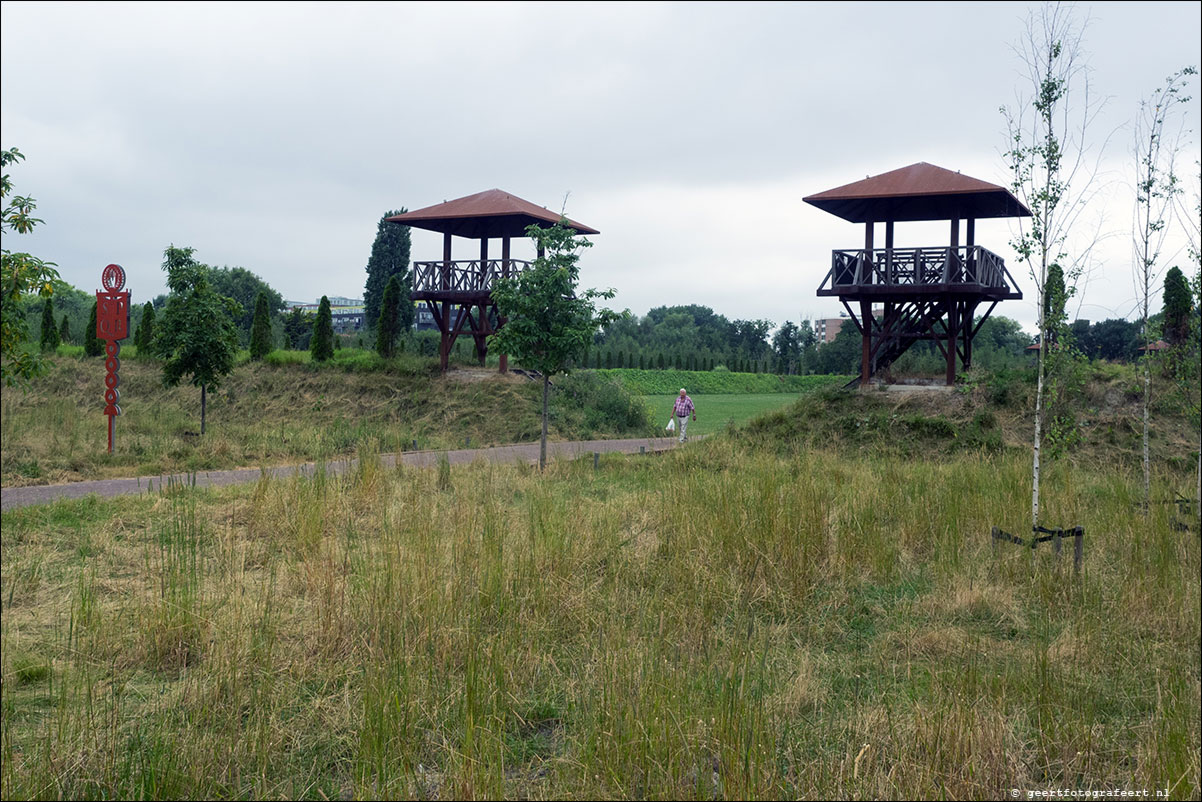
592,369 -> 851,395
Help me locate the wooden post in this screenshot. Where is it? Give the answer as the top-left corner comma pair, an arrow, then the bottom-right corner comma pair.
863,220 -> 875,284
945,302 -> 957,385
1073,527 -> 1084,573
963,301 -> 977,370
966,218 -> 976,280
860,300 -> 872,386
476,238 -> 489,365
884,221 -> 894,284
499,237 -> 510,373
442,233 -> 452,288
440,233 -> 453,373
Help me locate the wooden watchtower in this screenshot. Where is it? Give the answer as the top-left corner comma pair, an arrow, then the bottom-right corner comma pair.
805,163 -> 1030,386
387,190 -> 600,374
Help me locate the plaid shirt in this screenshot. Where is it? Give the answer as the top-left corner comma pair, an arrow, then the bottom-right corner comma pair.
673,395 -> 694,417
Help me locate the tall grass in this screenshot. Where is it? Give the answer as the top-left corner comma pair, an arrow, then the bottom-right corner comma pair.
2,433 -> 1197,799
1,354 -> 654,486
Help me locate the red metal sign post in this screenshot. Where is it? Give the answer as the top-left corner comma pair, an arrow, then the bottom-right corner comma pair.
96,264 -> 131,453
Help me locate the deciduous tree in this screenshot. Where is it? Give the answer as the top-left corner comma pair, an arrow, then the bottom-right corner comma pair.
1131,66 -> 1195,508
153,246 -> 242,435
491,219 -> 619,470
283,307 -> 314,350
1001,2 -> 1106,528
1,147 -> 61,385
772,321 -> 801,374
206,265 -> 285,341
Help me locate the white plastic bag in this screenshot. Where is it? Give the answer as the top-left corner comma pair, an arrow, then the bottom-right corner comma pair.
666,417 -> 675,432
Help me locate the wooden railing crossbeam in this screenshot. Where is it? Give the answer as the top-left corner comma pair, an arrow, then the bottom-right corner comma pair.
821,246 -> 1012,293
412,259 -> 534,295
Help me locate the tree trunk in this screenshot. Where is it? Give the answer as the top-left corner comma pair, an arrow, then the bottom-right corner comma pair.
1142,353 -> 1151,511
201,383 -> 207,436
540,374 -> 549,471
1032,333 -> 1045,529
1031,250 -> 1048,531
1142,275 -> 1151,512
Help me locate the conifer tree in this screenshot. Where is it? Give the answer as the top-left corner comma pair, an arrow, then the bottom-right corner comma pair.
39,299 -> 59,351
136,302 -> 156,356
1163,266 -> 1193,346
311,296 -> 334,362
363,210 -> 412,335
249,291 -> 273,360
375,275 -> 402,358
84,301 -> 104,357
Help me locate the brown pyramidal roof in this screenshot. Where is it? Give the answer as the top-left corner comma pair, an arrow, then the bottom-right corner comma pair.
386,189 -> 600,239
804,162 -> 1031,223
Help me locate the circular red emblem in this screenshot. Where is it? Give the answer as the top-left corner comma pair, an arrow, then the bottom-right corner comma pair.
102,263 -> 126,292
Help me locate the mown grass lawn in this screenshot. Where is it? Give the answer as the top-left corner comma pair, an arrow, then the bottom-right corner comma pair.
642,393 -> 806,437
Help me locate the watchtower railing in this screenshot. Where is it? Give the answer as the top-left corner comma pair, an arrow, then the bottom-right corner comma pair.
818,246 -> 1017,293
412,259 -> 533,295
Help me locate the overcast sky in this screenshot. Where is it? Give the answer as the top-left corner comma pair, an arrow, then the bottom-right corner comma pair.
3,1 -> 1199,335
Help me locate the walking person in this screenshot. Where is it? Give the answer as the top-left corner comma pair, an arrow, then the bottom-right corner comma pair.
673,388 -> 696,443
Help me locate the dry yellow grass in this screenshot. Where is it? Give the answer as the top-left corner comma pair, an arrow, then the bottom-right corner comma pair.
2,434 -> 1199,800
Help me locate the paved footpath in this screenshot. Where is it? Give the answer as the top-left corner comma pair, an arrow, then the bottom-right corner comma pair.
1,437 -> 682,512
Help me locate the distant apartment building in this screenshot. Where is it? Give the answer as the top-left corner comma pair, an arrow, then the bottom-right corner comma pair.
815,308 -> 886,344
815,316 -> 849,344
286,297 -> 366,333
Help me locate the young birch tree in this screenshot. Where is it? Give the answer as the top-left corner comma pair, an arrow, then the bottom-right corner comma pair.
1131,66 -> 1196,511
1001,2 -> 1107,529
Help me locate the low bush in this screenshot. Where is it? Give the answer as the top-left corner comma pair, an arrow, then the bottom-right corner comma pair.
551,372 -> 653,437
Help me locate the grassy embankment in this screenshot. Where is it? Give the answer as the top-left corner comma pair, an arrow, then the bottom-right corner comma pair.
1,350 -> 842,486
2,369 -> 1198,799
0,350 -> 661,486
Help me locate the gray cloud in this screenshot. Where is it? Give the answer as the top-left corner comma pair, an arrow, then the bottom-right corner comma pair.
4,1 -> 1199,333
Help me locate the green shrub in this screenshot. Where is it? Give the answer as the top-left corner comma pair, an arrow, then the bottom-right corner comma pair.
552,372 -> 652,435
963,410 -> 1003,452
